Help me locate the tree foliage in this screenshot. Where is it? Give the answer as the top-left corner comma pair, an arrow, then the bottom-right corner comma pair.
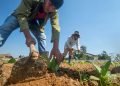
80,45 -> 87,54
114,54 -> 120,62
98,51 -> 111,60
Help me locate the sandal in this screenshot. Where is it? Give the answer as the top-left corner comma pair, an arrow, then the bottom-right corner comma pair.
29,51 -> 39,60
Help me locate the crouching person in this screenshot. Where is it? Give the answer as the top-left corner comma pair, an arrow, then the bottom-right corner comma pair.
63,31 -> 80,63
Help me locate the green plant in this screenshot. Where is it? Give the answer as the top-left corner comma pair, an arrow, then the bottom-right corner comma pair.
79,72 -> 89,81
68,61 -> 75,66
78,69 -> 90,81
111,62 -> 120,67
90,60 -> 112,86
47,56 -> 59,72
8,58 -> 16,63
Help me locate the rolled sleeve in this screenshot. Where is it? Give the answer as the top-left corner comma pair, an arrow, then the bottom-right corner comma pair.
50,11 -> 60,42
14,0 -> 32,31
17,16 -> 29,31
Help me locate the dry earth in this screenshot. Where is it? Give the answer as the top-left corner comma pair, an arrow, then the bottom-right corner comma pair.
0,58 -> 120,86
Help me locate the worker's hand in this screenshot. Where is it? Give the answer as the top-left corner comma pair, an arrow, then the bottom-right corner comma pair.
29,44 -> 39,60
67,48 -> 74,54
78,50 -> 80,53
50,47 -> 63,64
69,48 -> 74,52
50,40 -> 63,64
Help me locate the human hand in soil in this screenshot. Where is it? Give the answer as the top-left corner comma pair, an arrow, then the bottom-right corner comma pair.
50,47 -> 63,64
78,50 -> 80,53
50,40 -> 63,64
29,44 -> 39,60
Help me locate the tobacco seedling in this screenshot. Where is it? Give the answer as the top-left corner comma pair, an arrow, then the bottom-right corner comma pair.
90,60 -> 112,86
47,56 -> 59,72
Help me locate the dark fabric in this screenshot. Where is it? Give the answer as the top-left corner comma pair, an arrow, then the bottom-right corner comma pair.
50,0 -> 64,9
35,6 -> 47,19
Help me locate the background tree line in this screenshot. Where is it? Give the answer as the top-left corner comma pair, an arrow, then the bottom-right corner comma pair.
74,45 -> 120,61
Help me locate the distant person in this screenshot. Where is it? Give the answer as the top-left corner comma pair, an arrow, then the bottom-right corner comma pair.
63,31 -> 80,63
0,0 -> 64,63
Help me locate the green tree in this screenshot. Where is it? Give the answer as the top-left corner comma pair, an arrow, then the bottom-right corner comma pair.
76,45 -> 87,60
80,45 -> 87,54
115,54 -> 120,62
86,55 -> 94,60
98,51 -> 111,60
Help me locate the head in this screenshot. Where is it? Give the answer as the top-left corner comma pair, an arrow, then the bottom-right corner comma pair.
72,31 -> 80,40
44,0 -> 64,13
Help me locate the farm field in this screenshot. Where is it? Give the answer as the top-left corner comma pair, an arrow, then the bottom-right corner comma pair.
0,57 -> 120,86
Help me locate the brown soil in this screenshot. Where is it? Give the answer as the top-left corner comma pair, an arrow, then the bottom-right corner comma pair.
0,58 -> 120,86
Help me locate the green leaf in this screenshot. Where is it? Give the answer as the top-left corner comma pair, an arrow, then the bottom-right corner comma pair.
48,56 -> 59,72
93,63 -> 101,74
101,60 -> 111,76
105,71 -> 111,77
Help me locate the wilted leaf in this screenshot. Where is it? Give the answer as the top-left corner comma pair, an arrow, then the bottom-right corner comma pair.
90,76 -> 100,81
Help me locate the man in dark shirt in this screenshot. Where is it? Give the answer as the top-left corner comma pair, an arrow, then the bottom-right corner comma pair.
0,0 -> 64,63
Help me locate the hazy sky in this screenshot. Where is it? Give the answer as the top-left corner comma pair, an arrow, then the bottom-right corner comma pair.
0,0 -> 120,57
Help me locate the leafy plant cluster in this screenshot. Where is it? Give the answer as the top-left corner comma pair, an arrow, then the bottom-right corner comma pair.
76,60 -> 117,86
47,56 -> 59,72
90,60 -> 117,86
8,58 -> 16,63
